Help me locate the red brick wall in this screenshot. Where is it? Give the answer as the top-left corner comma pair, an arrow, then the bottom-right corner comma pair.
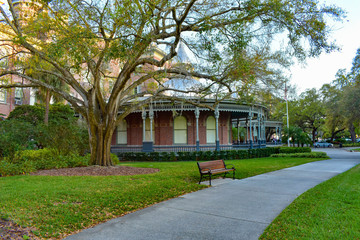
111,110 -> 232,146
126,113 -> 143,145
154,111 -> 173,145
0,75 -> 32,118
219,112 -> 231,144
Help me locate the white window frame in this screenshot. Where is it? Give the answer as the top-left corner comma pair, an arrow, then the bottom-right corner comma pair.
206,116 -> 216,144
145,118 -> 155,141
174,116 -> 187,144
15,88 -> 23,99
0,89 -> 6,103
116,120 -> 127,145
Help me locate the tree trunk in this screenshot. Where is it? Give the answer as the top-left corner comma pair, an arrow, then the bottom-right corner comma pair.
330,128 -> 345,142
88,120 -> 116,166
312,128 -> 317,144
44,89 -> 50,125
349,123 -> 356,143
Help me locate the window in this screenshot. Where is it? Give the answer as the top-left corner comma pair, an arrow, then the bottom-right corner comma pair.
174,116 -> 187,144
0,89 -> 6,103
15,88 -> 23,99
116,120 -> 127,144
145,118 -> 155,141
14,88 -> 23,105
206,116 -> 216,144
133,85 -> 139,95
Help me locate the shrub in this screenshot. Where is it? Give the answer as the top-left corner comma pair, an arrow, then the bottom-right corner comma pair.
12,149 -> 67,170
10,149 -> 90,171
111,153 -> 120,165
1,148 -> 96,177
271,152 -> 328,158
0,160 -> 37,177
278,147 -> 311,154
0,120 -> 36,158
114,147 -> 281,162
36,121 -> 89,156
342,142 -> 360,147
7,105 -> 45,125
0,161 -> 21,176
7,104 -> 76,125
65,155 -> 90,167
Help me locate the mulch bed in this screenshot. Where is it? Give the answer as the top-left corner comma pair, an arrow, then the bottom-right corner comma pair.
30,165 -> 159,176
0,219 -> 39,240
2,165 -> 159,239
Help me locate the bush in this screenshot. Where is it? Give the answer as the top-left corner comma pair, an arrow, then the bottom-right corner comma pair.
7,105 -> 45,125
36,121 -> 89,156
2,149 -> 90,176
0,120 -> 36,158
115,147 -> 280,162
3,104 -> 89,157
0,160 -> 37,177
278,147 -> 311,154
12,149 -> 68,169
111,153 -> 120,165
7,104 -> 76,125
64,155 -> 90,168
342,142 -> 360,147
271,152 -> 328,158
0,149 -> 122,177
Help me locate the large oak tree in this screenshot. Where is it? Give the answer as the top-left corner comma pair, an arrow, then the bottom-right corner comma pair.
0,0 -> 343,165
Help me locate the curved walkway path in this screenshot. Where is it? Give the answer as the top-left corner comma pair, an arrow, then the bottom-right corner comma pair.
65,149 -> 360,240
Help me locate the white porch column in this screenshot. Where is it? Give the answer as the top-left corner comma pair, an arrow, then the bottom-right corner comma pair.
258,115 -> 261,144
195,107 -> 200,151
249,113 -> 253,148
237,120 -> 240,144
149,106 -> 154,142
215,105 -> 220,151
142,108 -> 146,142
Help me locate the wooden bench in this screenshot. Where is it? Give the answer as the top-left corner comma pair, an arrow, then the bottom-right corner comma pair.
197,160 -> 236,186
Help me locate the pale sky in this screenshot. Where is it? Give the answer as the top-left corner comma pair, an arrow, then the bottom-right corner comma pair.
290,0 -> 360,94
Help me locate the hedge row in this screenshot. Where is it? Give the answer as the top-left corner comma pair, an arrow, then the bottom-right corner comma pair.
342,142 -> 360,147
116,147 -> 312,162
271,152 -> 328,158
0,148 -> 119,177
278,147 -> 311,153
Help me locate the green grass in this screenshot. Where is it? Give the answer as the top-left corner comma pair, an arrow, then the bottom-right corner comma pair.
260,164 -> 360,240
350,148 -> 360,152
0,157 -> 327,239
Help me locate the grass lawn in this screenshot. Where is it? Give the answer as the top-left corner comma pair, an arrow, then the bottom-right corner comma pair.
350,148 -> 360,152
260,164 -> 360,240
0,157 -> 327,239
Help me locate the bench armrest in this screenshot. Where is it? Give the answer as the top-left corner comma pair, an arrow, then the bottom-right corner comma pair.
200,167 -> 212,173
225,164 -> 235,169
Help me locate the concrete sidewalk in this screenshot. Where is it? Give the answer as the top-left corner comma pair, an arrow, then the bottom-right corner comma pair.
65,149 -> 360,240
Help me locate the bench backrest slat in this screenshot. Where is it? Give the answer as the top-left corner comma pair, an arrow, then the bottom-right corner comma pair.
198,160 -> 225,171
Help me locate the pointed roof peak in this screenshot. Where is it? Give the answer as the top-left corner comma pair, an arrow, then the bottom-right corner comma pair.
177,41 -> 191,63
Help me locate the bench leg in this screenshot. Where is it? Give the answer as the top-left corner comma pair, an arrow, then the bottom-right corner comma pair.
209,174 -> 212,186
199,175 -> 203,184
233,170 -> 235,180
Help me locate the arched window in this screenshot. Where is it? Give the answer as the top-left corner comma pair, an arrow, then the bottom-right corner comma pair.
117,120 -> 127,144
206,116 -> 216,144
174,116 -> 187,144
145,118 -> 155,141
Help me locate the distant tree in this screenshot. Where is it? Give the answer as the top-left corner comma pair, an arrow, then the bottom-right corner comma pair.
282,126 -> 310,147
336,48 -> 360,142
293,89 -> 326,143
320,83 -> 345,142
341,84 -> 360,142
